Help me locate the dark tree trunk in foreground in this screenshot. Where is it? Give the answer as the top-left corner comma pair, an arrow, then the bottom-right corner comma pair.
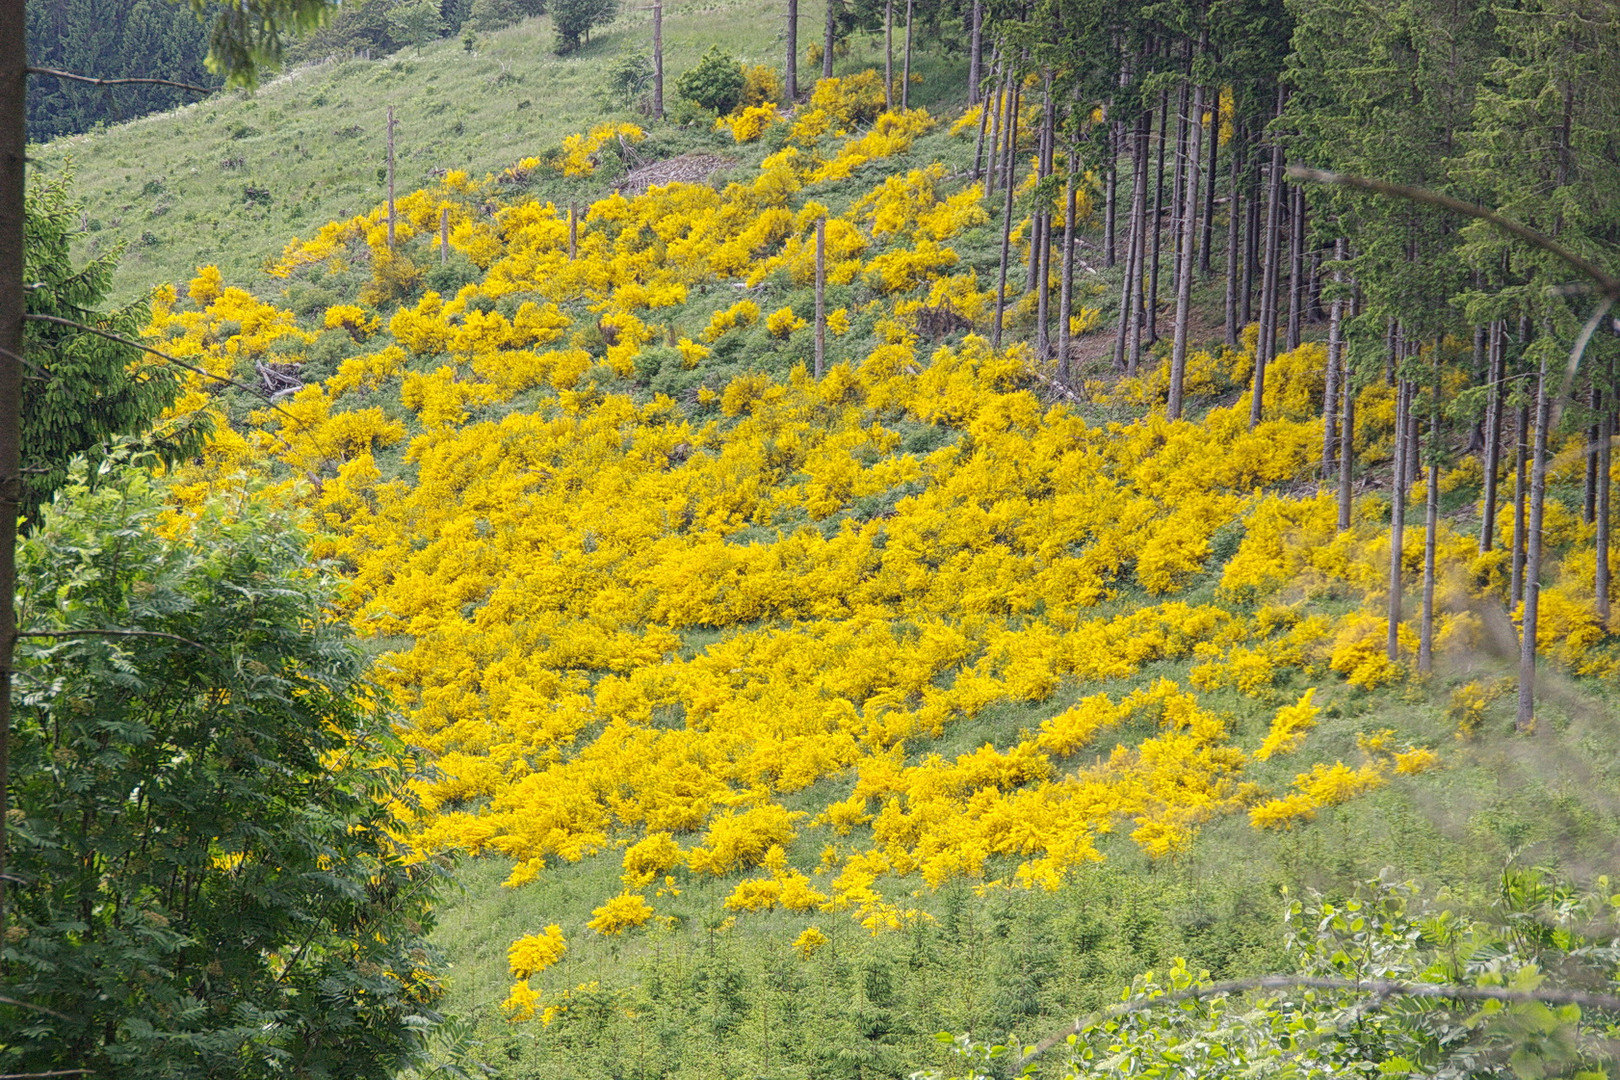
0,0 -> 23,955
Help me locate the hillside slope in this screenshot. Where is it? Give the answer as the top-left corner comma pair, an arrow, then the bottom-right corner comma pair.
123,68 -> 1620,1078
38,0 -> 963,304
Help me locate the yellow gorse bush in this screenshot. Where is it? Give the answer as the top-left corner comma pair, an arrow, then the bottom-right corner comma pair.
146,88 -> 1617,1025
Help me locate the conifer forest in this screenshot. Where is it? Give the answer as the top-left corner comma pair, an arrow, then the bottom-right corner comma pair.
2,0 -> 1620,1076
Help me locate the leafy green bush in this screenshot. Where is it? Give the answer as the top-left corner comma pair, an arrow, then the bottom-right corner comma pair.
551,0 -> 617,53
676,46 -> 745,114
0,466 -> 446,1080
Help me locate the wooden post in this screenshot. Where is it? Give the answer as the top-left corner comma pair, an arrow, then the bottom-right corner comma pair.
900,0 -> 913,111
569,203 -> 578,259
439,206 -> 449,263
814,217 -> 826,378
386,104 -> 397,252
822,0 -> 835,80
652,0 -> 664,119
785,0 -> 798,101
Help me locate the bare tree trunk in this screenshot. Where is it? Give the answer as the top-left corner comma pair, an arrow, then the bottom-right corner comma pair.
0,0 -> 25,955
1388,377 -> 1409,662
1167,82 -> 1204,421
569,203 -> 578,259
1146,90 -> 1170,346
1584,385 -> 1600,523
822,0 -> 835,79
1285,184 -> 1304,352
785,0 -> 798,100
1104,124 -> 1118,268
1419,348 -> 1440,673
1057,128 -> 1078,383
1479,320 -> 1504,553
1323,237 -> 1345,478
1223,121 -> 1243,347
1027,81 -> 1053,294
992,80 -> 1020,350
1241,165 -> 1258,326
814,217 -> 826,377
1033,79 -> 1055,355
386,104 -> 397,251
1338,353 -> 1355,531
987,64 -> 1009,199
900,0 -> 913,111
1517,354 -> 1551,732
1199,90 -> 1218,275
1249,106 -> 1284,429
439,206 -> 449,263
971,61 -> 992,180
1511,397 -> 1530,606
653,0 -> 664,117
967,0 -> 982,105
884,0 -> 894,110
1598,380 -> 1613,628
1123,112 -> 1151,375
1160,79 -> 1189,345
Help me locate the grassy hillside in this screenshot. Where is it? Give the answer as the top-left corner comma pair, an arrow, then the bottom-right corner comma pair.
35,0 -> 962,304
127,80 -> 1620,1078
48,18 -> 1620,1077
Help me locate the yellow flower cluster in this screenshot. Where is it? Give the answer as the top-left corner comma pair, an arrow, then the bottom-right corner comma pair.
148,91 -> 1615,1028
559,122 -> 646,176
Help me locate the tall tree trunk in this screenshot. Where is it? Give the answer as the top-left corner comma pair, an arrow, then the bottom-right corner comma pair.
1146,90 -> 1170,346
386,105 -> 397,251
1323,237 -> 1345,478
1033,79 -> 1055,353
0,0 -> 23,958
1241,166 -> 1259,326
1517,354 -> 1551,732
1199,89 -> 1217,275
1161,79 -> 1190,345
971,60 -> 992,180
1338,350 -> 1355,531
1286,184 -> 1304,352
1511,398 -> 1530,607
1597,379 -> 1613,628
1223,121 -> 1244,347
1057,127 -> 1078,383
1480,320 -> 1504,553
1388,377 -> 1409,662
1124,111 -> 1151,375
992,80 -> 1020,350
883,0 -> 893,110
785,0 -> 798,100
1167,82 -> 1204,421
1584,385 -> 1600,523
967,0 -> 982,105
1419,347 -> 1440,673
653,0 -> 664,117
1104,123 -> 1118,268
1250,99 -> 1284,429
822,0 -> 835,79
900,0 -> 913,111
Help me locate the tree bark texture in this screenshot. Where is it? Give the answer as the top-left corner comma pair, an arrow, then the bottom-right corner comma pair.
1167,82 -> 1204,421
